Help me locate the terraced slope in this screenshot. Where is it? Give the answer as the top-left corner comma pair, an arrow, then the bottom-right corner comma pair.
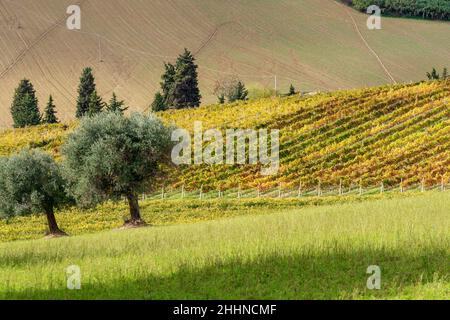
1,80 -> 449,191
162,81 -> 450,191
0,0 -> 449,127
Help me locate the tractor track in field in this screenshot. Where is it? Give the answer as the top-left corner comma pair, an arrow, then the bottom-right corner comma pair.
194,21 -> 234,57
0,0 -> 87,80
334,1 -> 397,84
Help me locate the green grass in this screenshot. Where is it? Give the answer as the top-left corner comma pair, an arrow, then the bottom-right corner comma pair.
0,192 -> 448,299
0,191 -> 419,243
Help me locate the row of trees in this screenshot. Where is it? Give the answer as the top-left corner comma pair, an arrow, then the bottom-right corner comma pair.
10,68 -> 127,128
427,67 -> 449,80
0,112 -> 173,236
10,79 -> 58,128
10,61 -> 445,128
342,0 -> 450,20
11,49 -> 201,126
11,48 -> 300,123
75,67 -> 128,118
150,49 -> 300,111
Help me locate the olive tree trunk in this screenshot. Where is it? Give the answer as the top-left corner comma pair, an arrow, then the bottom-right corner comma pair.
126,193 -> 146,226
45,206 -> 66,236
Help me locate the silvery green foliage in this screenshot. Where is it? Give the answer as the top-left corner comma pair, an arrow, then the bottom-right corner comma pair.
62,112 -> 173,208
0,150 -> 66,217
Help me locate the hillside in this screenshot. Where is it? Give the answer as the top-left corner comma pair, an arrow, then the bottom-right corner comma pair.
0,0 -> 449,127
1,80 -> 449,192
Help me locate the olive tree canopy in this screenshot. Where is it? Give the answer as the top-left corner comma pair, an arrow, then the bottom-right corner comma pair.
0,150 -> 67,236
62,112 -> 173,226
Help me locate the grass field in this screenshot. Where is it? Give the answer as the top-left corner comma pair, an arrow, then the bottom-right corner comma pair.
0,192 -> 418,243
0,192 -> 448,300
0,190 -> 406,243
0,0 -> 449,126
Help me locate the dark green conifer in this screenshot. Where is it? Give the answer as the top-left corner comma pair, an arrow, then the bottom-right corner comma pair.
288,84 -> 296,96
76,67 -> 96,118
43,95 -> 58,124
106,93 -> 128,114
87,90 -> 104,117
151,92 -> 167,112
172,49 -> 201,109
10,79 -> 41,128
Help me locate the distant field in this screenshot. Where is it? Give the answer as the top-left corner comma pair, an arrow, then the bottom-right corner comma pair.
0,0 -> 449,126
0,192 -> 448,299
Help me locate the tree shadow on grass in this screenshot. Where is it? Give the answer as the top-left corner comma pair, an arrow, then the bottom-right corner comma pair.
4,247 -> 448,300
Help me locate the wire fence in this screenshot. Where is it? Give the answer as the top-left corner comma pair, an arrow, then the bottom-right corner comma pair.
134,178 -> 449,202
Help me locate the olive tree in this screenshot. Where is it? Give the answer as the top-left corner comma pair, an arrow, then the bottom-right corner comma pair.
62,112 -> 173,226
0,150 -> 67,236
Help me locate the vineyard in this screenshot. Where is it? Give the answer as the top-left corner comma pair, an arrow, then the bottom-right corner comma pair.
160,80 -> 450,192
0,80 -> 449,194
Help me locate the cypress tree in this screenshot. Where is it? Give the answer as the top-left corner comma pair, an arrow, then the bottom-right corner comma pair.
76,67 -> 96,118
172,49 -> 201,109
218,94 -> 225,104
10,79 -> 41,128
87,90 -> 104,117
442,67 -> 448,79
151,92 -> 167,112
288,84 -> 296,96
228,81 -> 248,103
427,68 -> 440,80
106,93 -> 128,114
43,95 -> 58,124
160,63 -> 176,108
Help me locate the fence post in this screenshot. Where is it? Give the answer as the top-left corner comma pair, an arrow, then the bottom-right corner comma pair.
380,182 -> 384,194
317,180 -> 322,197
359,179 -> 363,196
400,178 -> 404,193
199,185 -> 203,200
421,179 -> 425,193
238,184 -> 241,199
441,176 -> 445,191
161,187 -> 165,200
298,182 -> 302,198
181,184 -> 185,199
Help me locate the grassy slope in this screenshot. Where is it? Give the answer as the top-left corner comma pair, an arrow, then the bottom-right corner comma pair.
1,80 -> 449,190
0,0 -> 449,126
0,191 -> 415,243
0,192 -> 448,299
